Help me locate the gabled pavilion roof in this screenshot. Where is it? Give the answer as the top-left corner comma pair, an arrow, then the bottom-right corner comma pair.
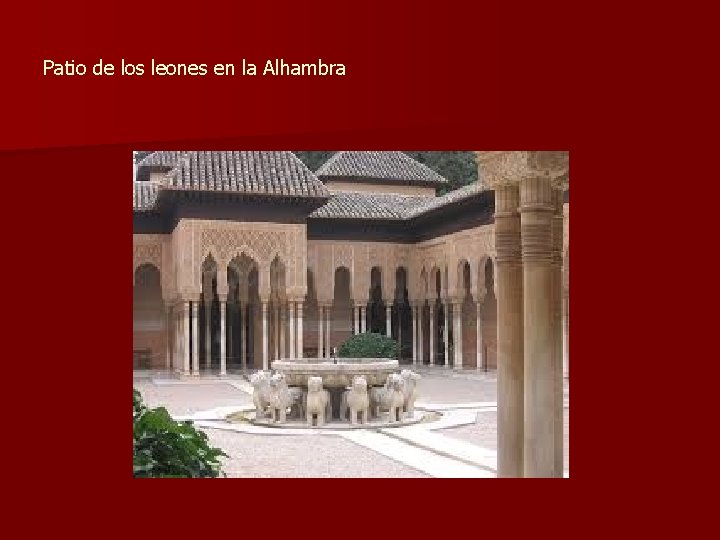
316,151 -> 448,186
310,192 -> 430,220
135,151 -> 330,205
310,182 -> 490,221
133,151 -> 490,222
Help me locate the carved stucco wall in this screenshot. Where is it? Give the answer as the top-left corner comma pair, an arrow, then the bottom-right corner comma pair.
133,234 -> 175,301
172,220 -> 307,301
132,207 -> 569,305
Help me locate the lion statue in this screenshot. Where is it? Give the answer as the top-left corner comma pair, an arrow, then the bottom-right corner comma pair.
340,375 -> 370,425
369,373 -> 405,423
399,369 -> 421,417
267,373 -> 294,423
249,371 -> 272,419
306,376 -> 332,426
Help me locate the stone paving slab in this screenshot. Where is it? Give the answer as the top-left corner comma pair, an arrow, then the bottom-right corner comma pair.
202,428 -> 431,478
341,430 -> 494,478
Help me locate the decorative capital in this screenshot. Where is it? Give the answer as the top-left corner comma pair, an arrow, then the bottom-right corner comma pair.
476,151 -> 569,188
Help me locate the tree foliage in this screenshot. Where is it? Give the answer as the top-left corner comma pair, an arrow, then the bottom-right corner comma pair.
337,332 -> 400,359
133,388 -> 227,478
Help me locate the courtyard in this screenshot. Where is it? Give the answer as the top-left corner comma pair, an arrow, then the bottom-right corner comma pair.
133,367 -> 570,478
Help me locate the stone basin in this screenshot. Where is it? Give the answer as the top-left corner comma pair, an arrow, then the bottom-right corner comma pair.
271,358 -> 399,388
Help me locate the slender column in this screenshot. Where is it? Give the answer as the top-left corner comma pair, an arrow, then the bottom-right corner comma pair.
354,305 -> 360,334
279,303 -> 286,360
174,309 -> 180,371
227,304 -> 233,367
453,302 -> 463,369
398,304 -> 403,357
240,302 -> 247,370
360,306 -> 367,333
563,292 -> 569,378
325,305 -> 331,357
552,188 -> 565,477
204,301 -> 212,369
182,301 -> 191,375
165,306 -> 172,370
261,301 -> 269,370
476,301 -> 484,370
219,298 -> 227,376
418,303 -> 424,364
443,301 -> 450,368
191,302 -> 200,376
289,302 -> 296,359
386,303 -> 392,337
317,305 -> 324,358
411,303 -> 418,365
429,303 -> 436,366
297,303 -> 304,360
274,303 -> 280,361
495,183 -> 524,478
521,175 -> 555,478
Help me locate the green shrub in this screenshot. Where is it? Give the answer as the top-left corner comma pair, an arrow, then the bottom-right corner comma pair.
337,332 -> 399,359
133,388 -> 227,478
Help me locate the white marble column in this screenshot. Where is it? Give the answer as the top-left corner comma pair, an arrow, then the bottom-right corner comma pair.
318,305 -> 324,359
325,306 -> 331,357
204,300 -> 212,369
443,301 -> 450,368
297,303 -> 304,360
386,303 -> 392,337
563,291 -> 569,378
261,301 -> 269,370
191,302 -> 200,376
165,306 -> 172,370
429,304 -> 436,366
521,175 -> 555,478
476,300 -> 484,370
289,302 -> 296,359
219,298 -> 227,376
354,305 -> 360,334
418,304 -> 424,364
412,303 -> 418,365
453,302 -> 463,369
174,309 -> 180,371
495,183 -> 524,478
183,301 -> 191,375
240,302 -> 247,371
360,306 -> 367,333
274,303 -> 280,361
280,303 -> 286,360
552,188 -> 565,477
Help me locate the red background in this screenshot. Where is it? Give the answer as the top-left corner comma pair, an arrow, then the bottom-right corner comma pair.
0,0 -> 690,535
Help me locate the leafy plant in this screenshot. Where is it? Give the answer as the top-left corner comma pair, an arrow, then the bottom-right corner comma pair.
337,332 -> 399,359
133,388 -> 227,478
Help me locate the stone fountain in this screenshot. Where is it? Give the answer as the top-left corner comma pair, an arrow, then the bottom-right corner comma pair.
245,357 -> 424,429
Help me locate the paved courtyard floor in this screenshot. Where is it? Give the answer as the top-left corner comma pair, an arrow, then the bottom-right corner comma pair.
133,367 -> 569,478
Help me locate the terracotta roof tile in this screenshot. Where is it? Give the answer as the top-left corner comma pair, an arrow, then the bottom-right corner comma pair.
136,151 -> 329,199
316,151 -> 447,185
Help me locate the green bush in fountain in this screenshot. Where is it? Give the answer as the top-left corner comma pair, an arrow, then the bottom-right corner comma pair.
337,332 -> 400,360
133,388 -> 228,478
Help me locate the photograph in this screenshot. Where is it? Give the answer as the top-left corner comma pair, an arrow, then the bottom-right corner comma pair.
132,150 -> 569,478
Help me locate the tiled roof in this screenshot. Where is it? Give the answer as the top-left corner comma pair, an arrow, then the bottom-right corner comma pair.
310,183 -> 489,220
136,151 -> 330,199
316,151 -> 447,185
133,182 -> 159,211
404,182 -> 488,218
310,192 -> 430,220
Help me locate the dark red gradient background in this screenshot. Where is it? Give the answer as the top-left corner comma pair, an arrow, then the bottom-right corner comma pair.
0,0 -> 683,535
